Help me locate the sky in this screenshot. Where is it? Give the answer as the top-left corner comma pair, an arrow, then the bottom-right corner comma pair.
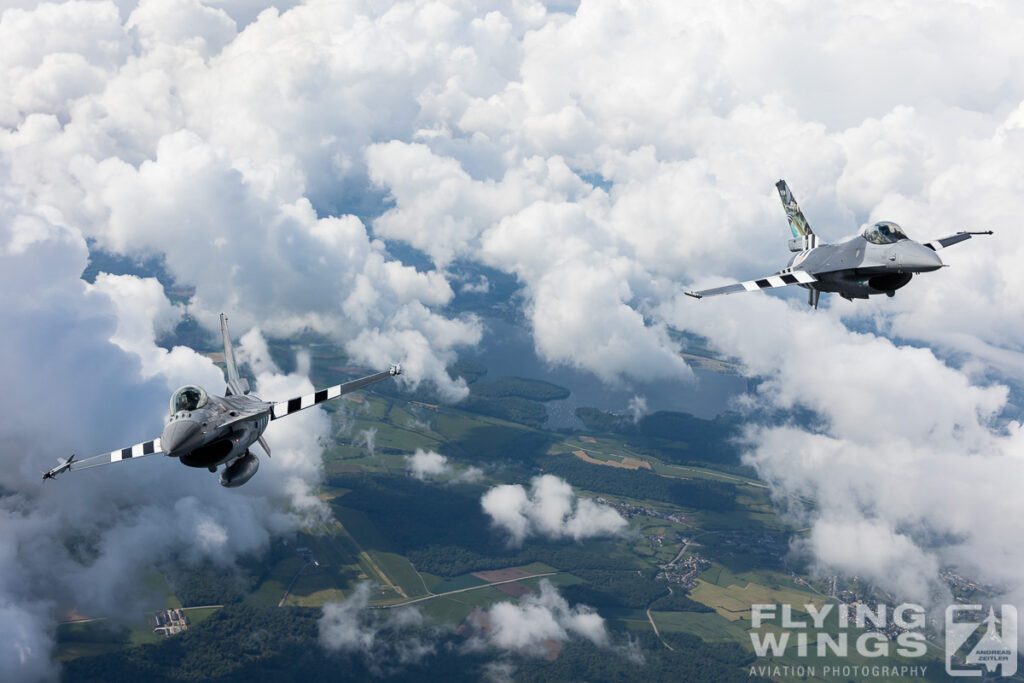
2,0 -> 1024,679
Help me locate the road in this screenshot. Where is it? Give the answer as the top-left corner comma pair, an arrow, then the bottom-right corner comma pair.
666,530 -> 717,567
646,587 -> 675,651
278,562 -> 308,607
59,604 -> 225,625
379,572 -> 558,608
332,520 -> 408,599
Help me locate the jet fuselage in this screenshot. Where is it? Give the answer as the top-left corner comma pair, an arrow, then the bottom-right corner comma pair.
161,392 -> 272,471
782,235 -> 943,300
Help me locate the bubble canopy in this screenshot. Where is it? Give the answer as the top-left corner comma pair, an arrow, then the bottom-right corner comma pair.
170,385 -> 208,414
862,221 -> 909,245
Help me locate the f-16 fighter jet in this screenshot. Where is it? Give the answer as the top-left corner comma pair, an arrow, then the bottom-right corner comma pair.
686,180 -> 992,308
43,314 -> 401,487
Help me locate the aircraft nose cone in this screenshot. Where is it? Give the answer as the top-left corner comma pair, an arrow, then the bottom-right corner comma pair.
161,419 -> 203,456
904,244 -> 943,272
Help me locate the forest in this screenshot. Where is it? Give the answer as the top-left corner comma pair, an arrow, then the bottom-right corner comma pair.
61,601 -> 763,682
327,473 -> 643,577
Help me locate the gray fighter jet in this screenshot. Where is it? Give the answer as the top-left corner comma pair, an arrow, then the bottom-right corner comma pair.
43,314 -> 401,487
686,180 -> 992,308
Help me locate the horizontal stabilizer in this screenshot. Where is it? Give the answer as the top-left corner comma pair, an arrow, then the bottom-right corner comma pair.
686,270 -> 816,299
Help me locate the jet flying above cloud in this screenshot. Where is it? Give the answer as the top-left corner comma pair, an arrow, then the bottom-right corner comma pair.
43,314 -> 401,487
687,180 -> 992,308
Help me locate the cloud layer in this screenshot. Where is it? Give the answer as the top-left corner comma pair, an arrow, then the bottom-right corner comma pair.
5,0 -> 1024,676
0,167 -> 334,678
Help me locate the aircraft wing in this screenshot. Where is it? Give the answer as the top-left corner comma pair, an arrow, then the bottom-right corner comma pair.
43,437 -> 163,480
686,270 -> 816,299
271,365 -> 401,421
923,230 -> 993,251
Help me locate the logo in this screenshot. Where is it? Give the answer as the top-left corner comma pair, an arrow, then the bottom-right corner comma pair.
946,604 -> 1018,677
746,602 -> 931,680
746,601 -> 1022,680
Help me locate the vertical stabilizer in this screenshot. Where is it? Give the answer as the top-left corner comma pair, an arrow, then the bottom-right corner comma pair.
220,313 -> 249,395
776,180 -> 818,251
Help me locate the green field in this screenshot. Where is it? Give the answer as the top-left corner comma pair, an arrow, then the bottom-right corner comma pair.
418,585 -> 518,623
688,566 -> 823,621
181,606 -> 221,625
61,350 -> 944,683
369,550 -> 430,599
248,555 -> 305,607
650,610 -> 750,641
430,574 -> 487,593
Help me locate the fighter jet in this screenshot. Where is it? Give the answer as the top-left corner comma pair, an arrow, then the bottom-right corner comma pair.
43,314 -> 401,487
686,180 -> 992,308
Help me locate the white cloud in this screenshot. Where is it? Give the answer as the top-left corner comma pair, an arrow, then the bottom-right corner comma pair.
318,582 -> 433,673
804,518 -> 942,605
481,474 -> 626,546
405,449 -> 483,483
0,167 -> 338,679
318,582 -> 377,653
369,143 -> 695,385
659,292 -> 1024,610
5,0 -> 1024,672
485,579 -> 609,656
89,273 -> 222,390
354,427 -> 376,457
406,449 -> 448,479
627,394 -> 648,423
127,0 -> 237,57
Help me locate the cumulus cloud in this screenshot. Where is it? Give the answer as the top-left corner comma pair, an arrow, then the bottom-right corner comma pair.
319,582 -> 379,653
6,0 -> 1024,674
481,475 -> 627,546
406,449 -> 447,479
320,580 -> 631,672
660,292 -> 1024,610
318,582 -> 433,673
0,161 -> 336,678
485,579 -> 609,655
2,3 -> 484,401
369,143 -> 694,385
405,449 -> 483,483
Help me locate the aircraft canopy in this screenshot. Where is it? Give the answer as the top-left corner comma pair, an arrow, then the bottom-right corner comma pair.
170,385 -> 208,414
862,221 -> 909,245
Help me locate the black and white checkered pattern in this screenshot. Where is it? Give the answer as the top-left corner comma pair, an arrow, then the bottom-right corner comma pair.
686,270 -> 816,299
271,366 -> 401,420
65,437 -> 164,473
